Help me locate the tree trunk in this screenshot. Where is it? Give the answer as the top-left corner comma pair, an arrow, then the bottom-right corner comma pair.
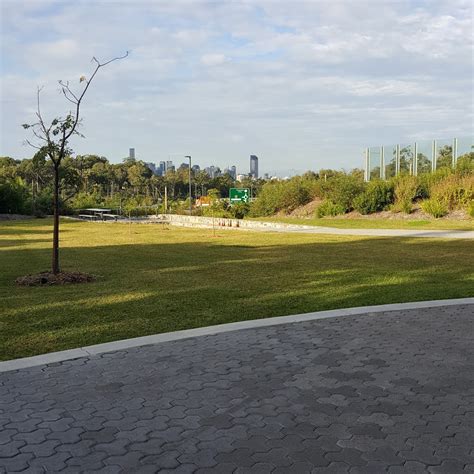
52,164 -> 60,274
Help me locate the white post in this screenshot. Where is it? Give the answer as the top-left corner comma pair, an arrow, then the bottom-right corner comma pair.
432,140 -> 437,171
380,146 -> 385,180
396,144 -> 400,175
413,142 -> 418,176
365,148 -> 370,181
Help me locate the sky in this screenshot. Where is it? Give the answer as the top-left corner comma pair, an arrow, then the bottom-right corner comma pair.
0,0 -> 472,176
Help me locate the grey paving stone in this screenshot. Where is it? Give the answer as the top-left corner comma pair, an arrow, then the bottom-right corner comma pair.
1,304 -> 473,472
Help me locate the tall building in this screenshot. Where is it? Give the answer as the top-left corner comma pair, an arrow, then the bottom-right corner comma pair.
144,162 -> 156,174
250,155 -> 258,179
129,148 -> 135,160
159,161 -> 166,176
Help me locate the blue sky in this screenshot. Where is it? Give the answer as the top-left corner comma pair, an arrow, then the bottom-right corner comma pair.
1,0 -> 472,176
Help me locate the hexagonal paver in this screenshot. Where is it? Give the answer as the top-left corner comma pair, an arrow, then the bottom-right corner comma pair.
1,304 -> 473,471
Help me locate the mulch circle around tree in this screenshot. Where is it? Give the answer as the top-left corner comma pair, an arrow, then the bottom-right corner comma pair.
15,271 -> 96,286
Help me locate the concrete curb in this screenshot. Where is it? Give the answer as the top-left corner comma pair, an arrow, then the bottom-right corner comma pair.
1,298 -> 473,373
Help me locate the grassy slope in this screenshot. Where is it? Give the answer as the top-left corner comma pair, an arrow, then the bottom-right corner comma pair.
1,219 -> 473,360
251,216 -> 474,230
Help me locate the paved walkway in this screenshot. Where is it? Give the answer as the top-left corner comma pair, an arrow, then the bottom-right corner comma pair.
1,304 -> 473,473
166,221 -> 474,239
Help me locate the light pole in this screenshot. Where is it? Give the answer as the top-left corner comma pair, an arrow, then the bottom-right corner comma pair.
185,155 -> 192,215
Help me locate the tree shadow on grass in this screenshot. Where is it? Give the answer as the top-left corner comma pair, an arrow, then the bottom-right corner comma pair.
0,236 -> 473,360
0,239 -> 54,248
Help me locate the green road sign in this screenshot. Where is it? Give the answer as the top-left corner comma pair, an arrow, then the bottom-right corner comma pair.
229,188 -> 250,204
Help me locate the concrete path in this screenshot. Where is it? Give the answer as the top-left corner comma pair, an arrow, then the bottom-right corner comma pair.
165,220 -> 474,239
245,225 -> 474,239
1,303 -> 473,472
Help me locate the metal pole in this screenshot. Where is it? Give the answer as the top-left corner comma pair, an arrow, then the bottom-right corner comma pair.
432,140 -> 437,171
367,148 -> 371,181
185,155 -> 192,215
364,148 -> 368,182
396,144 -> 400,175
164,186 -> 168,213
413,142 -> 418,176
380,146 -> 385,180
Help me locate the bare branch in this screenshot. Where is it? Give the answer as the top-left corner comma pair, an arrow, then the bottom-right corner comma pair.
64,51 -> 129,142
94,51 -> 129,68
24,139 -> 42,150
32,128 -> 48,142
58,80 -> 79,104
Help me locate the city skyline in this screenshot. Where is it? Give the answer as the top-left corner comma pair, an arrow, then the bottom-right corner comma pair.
1,1 -> 472,176
142,153 -> 257,180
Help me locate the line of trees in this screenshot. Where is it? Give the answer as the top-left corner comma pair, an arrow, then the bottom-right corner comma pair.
0,153 -> 263,215
1,151 -> 472,219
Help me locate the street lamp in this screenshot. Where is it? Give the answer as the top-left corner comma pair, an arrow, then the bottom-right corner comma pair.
185,155 -> 192,215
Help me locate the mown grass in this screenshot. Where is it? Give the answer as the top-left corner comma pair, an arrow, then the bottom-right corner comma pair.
1,218 -> 473,361
252,216 -> 474,230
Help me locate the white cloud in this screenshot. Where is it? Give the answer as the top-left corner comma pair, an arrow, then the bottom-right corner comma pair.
200,53 -> 229,66
0,0 -> 472,172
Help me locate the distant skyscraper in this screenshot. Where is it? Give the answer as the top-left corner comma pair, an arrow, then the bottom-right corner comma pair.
144,162 -> 156,174
129,148 -> 135,160
230,166 -> 237,179
250,155 -> 258,179
159,161 -> 166,176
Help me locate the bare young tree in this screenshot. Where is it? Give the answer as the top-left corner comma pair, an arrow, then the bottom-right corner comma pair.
23,52 -> 128,275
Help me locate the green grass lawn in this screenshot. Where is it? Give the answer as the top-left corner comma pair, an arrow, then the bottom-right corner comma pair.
1,218 -> 473,361
252,216 -> 474,230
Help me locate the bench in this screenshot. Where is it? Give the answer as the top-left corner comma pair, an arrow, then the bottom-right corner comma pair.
78,214 -> 96,220
102,213 -> 121,221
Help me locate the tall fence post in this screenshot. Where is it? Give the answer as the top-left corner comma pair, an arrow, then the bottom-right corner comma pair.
365,148 -> 370,181
380,146 -> 385,180
396,144 -> 400,176
413,142 -> 418,176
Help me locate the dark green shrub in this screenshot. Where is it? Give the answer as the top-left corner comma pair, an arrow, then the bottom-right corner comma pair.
251,177 -> 312,216
321,175 -> 365,213
29,189 -> 54,216
353,180 -> 394,214
229,202 -> 250,219
0,178 -> 29,214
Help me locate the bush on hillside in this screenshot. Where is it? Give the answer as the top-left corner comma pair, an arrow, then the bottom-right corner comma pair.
316,200 -> 345,217
430,174 -> 474,210
392,175 -> 418,214
456,153 -> 474,176
353,180 -> 394,214
468,201 -> 474,218
417,168 -> 453,199
321,175 -> 365,213
251,177 -> 313,216
421,198 -> 448,218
